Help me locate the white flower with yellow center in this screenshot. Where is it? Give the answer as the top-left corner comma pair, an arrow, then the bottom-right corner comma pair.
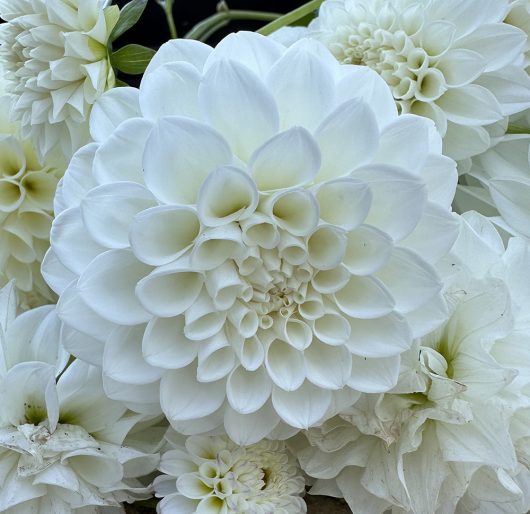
0,95 -> 63,309
297,213 -> 530,513
0,282 -> 161,513
0,0 -> 119,160
310,0 -> 530,160
154,432 -> 306,514
44,32 -> 459,442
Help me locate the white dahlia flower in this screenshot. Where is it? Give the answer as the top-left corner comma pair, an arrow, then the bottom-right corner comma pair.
0,94 -> 63,308
154,432 -> 306,514
44,32 -> 459,442
0,0 -> 119,160
0,282 -> 161,513
310,0 -> 530,160
297,212 -> 530,514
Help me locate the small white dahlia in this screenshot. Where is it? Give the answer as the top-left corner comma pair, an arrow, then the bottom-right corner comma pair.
0,0 -> 119,160
297,213 -> 530,514
44,32 -> 459,442
0,95 -> 63,308
154,432 -> 306,514
310,0 -> 530,160
0,283 -> 161,514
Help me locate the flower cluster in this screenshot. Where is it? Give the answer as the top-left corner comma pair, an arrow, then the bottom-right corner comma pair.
1,0 -> 530,512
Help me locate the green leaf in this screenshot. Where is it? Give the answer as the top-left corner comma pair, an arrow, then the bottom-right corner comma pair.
110,0 -> 148,42
114,78 -> 129,87
111,44 -> 156,75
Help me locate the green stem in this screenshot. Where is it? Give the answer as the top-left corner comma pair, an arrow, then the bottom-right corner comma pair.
257,0 -> 324,36
506,124 -> 530,135
185,10 -> 280,41
164,0 -> 178,39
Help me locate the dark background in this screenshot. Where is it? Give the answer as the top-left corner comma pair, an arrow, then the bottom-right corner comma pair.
114,0 -> 308,47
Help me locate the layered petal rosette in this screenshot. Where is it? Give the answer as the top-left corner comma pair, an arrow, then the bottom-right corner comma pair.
154,431 -> 306,514
309,0 -> 530,160
0,95 -> 63,308
45,32 -> 459,442
297,213 -> 530,514
0,0 -> 119,160
0,282 -> 161,513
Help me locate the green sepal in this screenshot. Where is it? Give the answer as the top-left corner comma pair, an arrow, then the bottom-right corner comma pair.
111,44 -> 156,75
109,0 -> 148,42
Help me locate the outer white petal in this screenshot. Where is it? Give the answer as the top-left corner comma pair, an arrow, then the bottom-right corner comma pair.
226,365 -> 271,414
314,98 -> 379,181
373,115 -> 432,174
160,367 -> 226,422
351,164 -> 427,242
142,316 -> 198,371
50,207 -> 106,276
143,38 -> 212,77
103,325 -> 164,385
200,59 -> 279,162
89,87 -> 141,143
223,401 -> 280,445
374,247 -> 442,314
455,24 -> 527,72
92,117 -> 153,184
77,249 -> 152,325
140,62 -> 201,121
249,127 -> 321,190
347,354 -> 400,393
437,85 -> 503,126
266,39 -> 336,132
272,381 -> 332,429
203,31 -> 284,79
489,177 -> 530,239
80,182 -> 156,249
143,116 -> 232,205
345,312 -> 412,358
335,66 -> 398,129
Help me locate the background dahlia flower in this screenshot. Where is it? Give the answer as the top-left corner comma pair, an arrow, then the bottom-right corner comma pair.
308,0 -> 530,160
0,282 -> 161,513
154,431 -> 306,514
296,212 -> 530,514
0,93 -> 63,309
0,0 -> 118,160
44,31 -> 459,443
